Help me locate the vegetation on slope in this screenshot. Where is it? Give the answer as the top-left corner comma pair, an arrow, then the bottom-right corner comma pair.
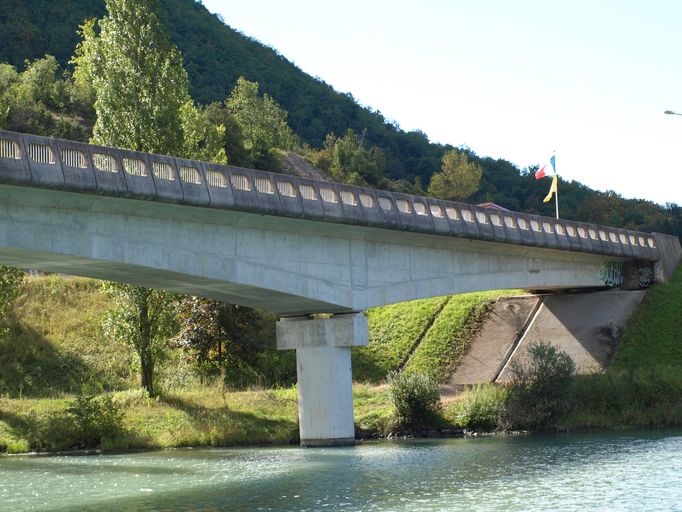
447,266 -> 682,432
404,291 -> 515,382
0,276 -> 127,397
352,296 -> 449,383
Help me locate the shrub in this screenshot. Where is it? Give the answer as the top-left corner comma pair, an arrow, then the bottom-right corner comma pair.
388,371 -> 441,428
450,384 -> 508,431
505,341 -> 576,429
65,393 -> 124,448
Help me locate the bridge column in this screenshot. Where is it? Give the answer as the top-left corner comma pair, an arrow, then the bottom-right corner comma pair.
276,312 -> 368,447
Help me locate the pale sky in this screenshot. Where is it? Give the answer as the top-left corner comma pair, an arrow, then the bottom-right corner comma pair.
202,0 -> 682,205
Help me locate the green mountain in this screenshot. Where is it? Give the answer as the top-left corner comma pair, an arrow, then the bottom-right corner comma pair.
0,0 -> 443,182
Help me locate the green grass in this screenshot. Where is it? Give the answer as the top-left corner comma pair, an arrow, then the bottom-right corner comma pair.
0,275 -> 133,397
611,265 -> 682,370
0,384 -> 393,453
352,296 -> 449,382
405,290 -> 520,382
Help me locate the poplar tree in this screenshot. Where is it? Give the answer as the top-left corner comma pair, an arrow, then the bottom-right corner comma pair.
73,0 -> 189,155
73,0 -> 196,395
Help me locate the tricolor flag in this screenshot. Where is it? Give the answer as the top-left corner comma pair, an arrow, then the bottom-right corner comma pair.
535,155 -> 556,180
543,174 -> 558,203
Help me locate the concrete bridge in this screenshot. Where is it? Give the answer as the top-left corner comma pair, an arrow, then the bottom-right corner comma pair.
1,129 -> 680,445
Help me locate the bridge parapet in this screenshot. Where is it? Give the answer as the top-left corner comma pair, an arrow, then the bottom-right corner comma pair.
0,129 -> 664,264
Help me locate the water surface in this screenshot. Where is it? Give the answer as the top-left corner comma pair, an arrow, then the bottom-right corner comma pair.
2,430 -> 682,511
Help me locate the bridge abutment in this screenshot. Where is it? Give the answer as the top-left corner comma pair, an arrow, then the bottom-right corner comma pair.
276,312 -> 368,447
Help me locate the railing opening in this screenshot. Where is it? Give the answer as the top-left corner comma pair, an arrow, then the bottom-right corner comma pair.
619,233 -> 629,244
299,184 -> 318,201
542,221 -> 554,233
430,204 -> 444,218
29,143 -> 55,164
61,148 -> 87,169
566,225 -> 576,236
475,211 -> 488,224
123,158 -> 147,177
378,197 -> 393,211
320,187 -> 338,203
517,218 -> 528,230
504,216 -> 516,229
205,170 -> 227,188
231,173 -> 252,191
609,232 -> 618,243
598,230 -> 607,241
555,224 -> 565,235
490,214 -> 502,227
412,202 -> 427,216
339,190 -> 357,206
396,199 -> 412,214
445,207 -> 459,220
359,193 -> 375,208
530,220 -> 541,232
152,161 -> 175,181
254,177 -> 274,194
93,153 -> 118,173
462,210 -> 474,223
0,138 -> 21,159
180,166 -> 202,185
277,181 -> 296,197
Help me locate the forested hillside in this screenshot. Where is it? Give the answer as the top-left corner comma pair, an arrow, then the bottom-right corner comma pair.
0,0 -> 443,182
1,0 -> 680,237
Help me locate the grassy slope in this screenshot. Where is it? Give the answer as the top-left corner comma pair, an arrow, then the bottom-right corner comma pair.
405,291 -> 516,382
611,265 -> 682,370
352,296 -> 449,383
0,276 -> 132,397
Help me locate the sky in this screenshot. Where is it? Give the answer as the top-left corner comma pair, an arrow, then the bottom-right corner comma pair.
202,0 -> 682,205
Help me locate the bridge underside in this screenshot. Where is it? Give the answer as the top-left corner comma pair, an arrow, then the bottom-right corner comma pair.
0,184 -> 621,315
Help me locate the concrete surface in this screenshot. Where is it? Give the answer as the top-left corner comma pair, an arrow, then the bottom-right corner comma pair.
442,296 -> 541,394
497,290 -> 647,381
278,314 -> 368,445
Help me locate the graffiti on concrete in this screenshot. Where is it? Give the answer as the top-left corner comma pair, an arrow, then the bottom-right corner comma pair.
600,261 -> 624,287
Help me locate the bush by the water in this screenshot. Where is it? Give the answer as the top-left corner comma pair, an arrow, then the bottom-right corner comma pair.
449,384 -> 508,431
66,393 -> 125,448
505,341 -> 576,429
388,371 -> 441,428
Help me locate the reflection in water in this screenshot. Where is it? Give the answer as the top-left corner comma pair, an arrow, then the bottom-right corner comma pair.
2,430 -> 682,511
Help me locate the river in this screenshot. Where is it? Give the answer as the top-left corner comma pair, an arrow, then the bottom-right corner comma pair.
2,429 -> 682,511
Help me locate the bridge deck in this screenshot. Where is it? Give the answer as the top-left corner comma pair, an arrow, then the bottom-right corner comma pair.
0,129 -> 660,262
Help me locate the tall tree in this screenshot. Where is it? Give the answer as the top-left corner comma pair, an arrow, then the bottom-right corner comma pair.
428,149 -> 482,202
73,0 -> 194,395
72,0 -> 189,155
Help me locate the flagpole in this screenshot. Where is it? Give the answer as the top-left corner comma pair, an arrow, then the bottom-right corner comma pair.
555,175 -> 559,219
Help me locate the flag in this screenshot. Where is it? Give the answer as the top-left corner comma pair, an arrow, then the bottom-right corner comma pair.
543,174 -> 558,203
535,154 -> 556,179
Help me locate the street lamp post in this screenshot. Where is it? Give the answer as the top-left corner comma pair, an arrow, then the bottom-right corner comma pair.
665,110 -> 682,116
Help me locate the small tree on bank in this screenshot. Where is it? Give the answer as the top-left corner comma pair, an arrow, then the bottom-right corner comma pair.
102,283 -> 178,395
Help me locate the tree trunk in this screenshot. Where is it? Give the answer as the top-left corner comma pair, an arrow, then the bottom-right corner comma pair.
139,297 -> 154,396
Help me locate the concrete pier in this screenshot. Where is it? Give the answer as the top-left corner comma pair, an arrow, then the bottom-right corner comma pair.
276,313 -> 368,446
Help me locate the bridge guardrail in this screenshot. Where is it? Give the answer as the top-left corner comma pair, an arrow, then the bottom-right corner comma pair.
0,129 -> 660,262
